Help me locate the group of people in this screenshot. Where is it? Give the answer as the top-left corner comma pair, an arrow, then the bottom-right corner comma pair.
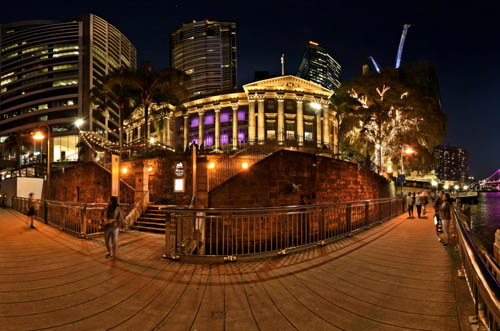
405,190 -> 453,246
405,191 -> 429,218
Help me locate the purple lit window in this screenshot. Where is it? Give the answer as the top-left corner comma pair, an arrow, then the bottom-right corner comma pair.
205,134 -> 214,146
220,112 -> 230,122
221,133 -> 229,145
190,117 -> 199,128
191,138 -> 199,145
237,111 -> 246,121
238,132 -> 246,143
204,114 -> 214,125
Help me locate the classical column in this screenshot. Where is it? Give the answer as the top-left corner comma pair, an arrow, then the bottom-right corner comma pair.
277,93 -> 285,145
166,112 -> 172,148
333,114 -> 339,155
231,102 -> 239,150
296,95 -> 304,146
248,94 -> 256,145
163,115 -> 170,147
214,105 -> 221,151
315,99 -> 322,148
322,99 -> 330,149
198,110 -> 204,146
257,93 -> 265,144
126,131 -> 130,144
183,115 -> 188,151
137,125 -> 141,141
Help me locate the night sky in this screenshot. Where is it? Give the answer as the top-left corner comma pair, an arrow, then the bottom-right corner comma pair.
1,0 -> 498,179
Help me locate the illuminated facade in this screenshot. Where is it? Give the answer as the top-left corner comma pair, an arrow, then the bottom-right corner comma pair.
0,14 -> 136,164
170,20 -> 237,97
434,145 -> 469,183
297,41 -> 341,91
125,75 -> 338,154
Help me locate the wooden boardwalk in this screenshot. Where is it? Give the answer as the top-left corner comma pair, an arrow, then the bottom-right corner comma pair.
0,207 -> 469,330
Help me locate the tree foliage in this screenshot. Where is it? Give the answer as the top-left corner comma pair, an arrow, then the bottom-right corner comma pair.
333,68 -> 447,174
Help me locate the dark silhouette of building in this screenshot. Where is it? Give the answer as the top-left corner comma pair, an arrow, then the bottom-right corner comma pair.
170,20 -> 237,98
297,41 -> 341,91
434,145 -> 469,183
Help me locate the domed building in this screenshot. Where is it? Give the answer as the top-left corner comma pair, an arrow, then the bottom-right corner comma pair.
124,75 -> 338,154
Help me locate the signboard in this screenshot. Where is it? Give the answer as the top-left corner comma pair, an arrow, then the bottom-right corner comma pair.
112,154 -> 120,197
174,162 -> 185,192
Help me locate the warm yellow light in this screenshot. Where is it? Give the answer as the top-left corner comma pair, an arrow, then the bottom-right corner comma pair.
310,102 -> 321,110
75,119 -> 84,128
404,147 -> 415,155
431,180 -> 438,187
33,132 -> 45,140
242,162 -> 248,169
309,41 -> 319,46
208,162 -> 215,169
121,167 -> 128,174
463,185 -> 469,190
454,185 -> 460,190
150,137 -> 155,144
444,184 -> 449,190
386,165 -> 392,172
148,166 -> 153,172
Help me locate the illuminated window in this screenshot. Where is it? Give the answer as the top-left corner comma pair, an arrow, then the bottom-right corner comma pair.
53,135 -> 79,162
305,132 -> 313,141
174,178 -> 185,192
53,79 -> 78,87
267,130 -> 275,139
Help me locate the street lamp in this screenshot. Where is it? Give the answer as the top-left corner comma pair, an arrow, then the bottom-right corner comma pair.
33,125 -> 51,200
444,184 -> 449,190
399,145 -> 416,196
75,119 -> 84,129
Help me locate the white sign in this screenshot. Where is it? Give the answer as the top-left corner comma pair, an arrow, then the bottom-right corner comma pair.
174,178 -> 185,192
175,162 -> 184,177
112,155 -> 120,197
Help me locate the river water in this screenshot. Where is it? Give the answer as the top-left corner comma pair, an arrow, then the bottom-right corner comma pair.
469,192 -> 500,244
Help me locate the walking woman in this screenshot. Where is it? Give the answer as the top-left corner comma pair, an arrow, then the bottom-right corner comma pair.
439,193 -> 452,246
406,192 -> 414,217
102,196 -> 122,258
415,192 -> 422,218
27,193 -> 38,229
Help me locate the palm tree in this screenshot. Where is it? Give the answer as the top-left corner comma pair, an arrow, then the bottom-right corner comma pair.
128,61 -> 188,155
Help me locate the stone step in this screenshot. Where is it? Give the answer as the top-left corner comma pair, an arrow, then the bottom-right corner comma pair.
130,225 -> 164,234
135,221 -> 165,228
141,214 -> 165,220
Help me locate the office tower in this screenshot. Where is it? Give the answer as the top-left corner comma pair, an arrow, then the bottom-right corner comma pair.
434,145 -> 469,183
297,41 -> 341,91
170,20 -> 237,97
0,14 -> 136,164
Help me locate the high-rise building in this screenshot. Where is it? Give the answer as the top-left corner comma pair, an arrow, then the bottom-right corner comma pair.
0,14 -> 136,165
297,41 -> 341,91
434,145 -> 469,183
170,20 -> 237,98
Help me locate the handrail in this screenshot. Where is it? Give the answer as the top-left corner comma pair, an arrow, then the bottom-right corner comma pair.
165,197 -> 405,262
453,206 -> 500,329
123,191 -> 149,230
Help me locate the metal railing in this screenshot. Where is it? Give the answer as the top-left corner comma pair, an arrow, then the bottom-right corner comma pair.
12,197 -> 130,238
453,206 -> 500,330
123,191 -> 149,230
165,197 -> 405,262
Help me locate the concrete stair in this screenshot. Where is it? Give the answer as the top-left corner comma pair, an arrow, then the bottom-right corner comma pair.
130,205 -> 170,234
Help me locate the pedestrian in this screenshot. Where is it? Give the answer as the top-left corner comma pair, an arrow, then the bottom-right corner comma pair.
406,192 -> 414,217
439,193 -> 452,246
434,191 -> 444,243
102,196 -> 122,258
422,192 -> 428,215
415,192 -> 422,218
27,193 -> 38,229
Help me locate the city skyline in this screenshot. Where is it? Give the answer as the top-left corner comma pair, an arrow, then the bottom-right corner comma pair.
0,0 -> 497,178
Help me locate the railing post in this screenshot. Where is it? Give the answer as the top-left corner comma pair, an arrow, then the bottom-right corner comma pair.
81,203 -> 87,238
320,207 -> 325,241
390,199 -> 393,217
44,201 -> 48,223
365,201 -> 369,228
163,212 -> 179,260
346,203 -> 352,235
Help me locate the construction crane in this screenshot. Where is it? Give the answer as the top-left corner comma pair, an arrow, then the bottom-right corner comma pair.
368,24 -> 411,73
395,24 -> 411,69
369,56 -> 382,74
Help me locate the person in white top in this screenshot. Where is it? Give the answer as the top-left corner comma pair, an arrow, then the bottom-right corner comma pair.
406,192 -> 414,217
415,192 -> 422,218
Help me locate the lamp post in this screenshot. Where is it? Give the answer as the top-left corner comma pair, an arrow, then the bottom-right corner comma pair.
33,125 -> 51,200
399,146 -> 416,196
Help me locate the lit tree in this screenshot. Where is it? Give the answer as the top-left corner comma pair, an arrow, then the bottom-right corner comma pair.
336,68 -> 446,174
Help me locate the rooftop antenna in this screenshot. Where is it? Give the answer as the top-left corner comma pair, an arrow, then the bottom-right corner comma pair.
395,24 -> 411,69
281,54 -> 285,75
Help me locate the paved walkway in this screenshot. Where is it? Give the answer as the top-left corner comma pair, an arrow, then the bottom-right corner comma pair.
0,208 -> 471,330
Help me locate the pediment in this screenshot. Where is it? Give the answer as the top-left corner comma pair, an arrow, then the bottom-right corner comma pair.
243,75 -> 333,97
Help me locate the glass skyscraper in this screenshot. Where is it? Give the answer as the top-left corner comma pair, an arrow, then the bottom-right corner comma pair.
0,14 -> 136,165
170,20 -> 237,98
297,41 -> 341,91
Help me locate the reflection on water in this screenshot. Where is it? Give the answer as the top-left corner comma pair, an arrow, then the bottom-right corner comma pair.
469,192 -> 500,244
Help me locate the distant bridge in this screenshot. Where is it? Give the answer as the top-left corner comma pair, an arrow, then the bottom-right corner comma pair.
480,169 -> 500,190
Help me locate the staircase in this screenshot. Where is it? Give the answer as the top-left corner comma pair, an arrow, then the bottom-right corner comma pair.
131,205 -> 169,234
